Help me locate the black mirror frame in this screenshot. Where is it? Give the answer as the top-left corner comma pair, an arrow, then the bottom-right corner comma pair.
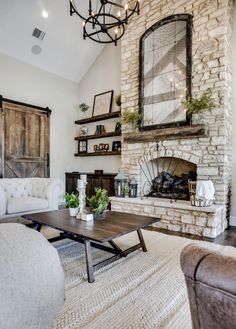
139,14 -> 193,131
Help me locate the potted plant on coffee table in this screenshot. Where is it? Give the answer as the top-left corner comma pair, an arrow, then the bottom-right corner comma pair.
87,187 -> 109,219
65,192 -> 79,217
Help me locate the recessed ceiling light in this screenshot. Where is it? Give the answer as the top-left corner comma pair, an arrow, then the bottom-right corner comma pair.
42,10 -> 48,18
31,45 -> 42,55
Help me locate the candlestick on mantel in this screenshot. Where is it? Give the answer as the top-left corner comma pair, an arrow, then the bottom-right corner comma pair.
80,174 -> 87,183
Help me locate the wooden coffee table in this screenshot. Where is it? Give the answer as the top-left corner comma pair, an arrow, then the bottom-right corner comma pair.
22,209 -> 159,283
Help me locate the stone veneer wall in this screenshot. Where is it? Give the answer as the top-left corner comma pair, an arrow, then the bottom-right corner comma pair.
120,0 -> 233,230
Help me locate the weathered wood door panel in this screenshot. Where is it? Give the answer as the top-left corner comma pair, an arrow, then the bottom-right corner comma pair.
0,100 -> 50,178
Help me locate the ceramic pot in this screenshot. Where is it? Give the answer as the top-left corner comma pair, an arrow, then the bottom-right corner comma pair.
69,207 -> 79,217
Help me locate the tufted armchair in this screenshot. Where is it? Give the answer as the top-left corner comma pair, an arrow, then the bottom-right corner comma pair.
0,178 -> 64,220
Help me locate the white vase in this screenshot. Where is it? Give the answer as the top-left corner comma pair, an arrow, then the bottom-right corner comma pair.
69,207 -> 78,217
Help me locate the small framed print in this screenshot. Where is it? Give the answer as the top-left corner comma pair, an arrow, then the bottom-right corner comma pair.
78,140 -> 87,153
112,141 -> 121,152
115,122 -> 121,132
92,90 -> 113,117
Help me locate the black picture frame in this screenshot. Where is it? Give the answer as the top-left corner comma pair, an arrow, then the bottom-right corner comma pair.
78,140 -> 87,153
112,141 -> 121,152
115,122 -> 121,131
92,90 -> 113,117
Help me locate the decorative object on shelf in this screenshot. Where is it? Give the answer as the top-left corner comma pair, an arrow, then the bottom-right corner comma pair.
69,0 -> 140,46
182,89 -> 215,123
115,121 -> 121,132
87,187 -> 109,219
112,141 -> 121,152
95,124 -> 106,135
114,170 -> 128,197
79,102 -> 90,118
140,14 -> 193,130
94,143 -> 109,152
130,176 -> 138,198
78,140 -> 87,153
80,125 -> 88,136
188,180 -> 215,207
115,94 -> 122,108
92,90 -> 113,117
65,192 -> 79,216
123,182 -> 130,198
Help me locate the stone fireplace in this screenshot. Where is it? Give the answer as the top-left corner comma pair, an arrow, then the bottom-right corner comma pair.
110,0 -> 233,238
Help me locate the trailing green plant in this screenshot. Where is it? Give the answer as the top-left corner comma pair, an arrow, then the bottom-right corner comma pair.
79,103 -> 90,113
65,192 -> 79,208
121,109 -> 140,127
115,94 -> 122,107
182,89 -> 215,115
87,187 -> 109,217
122,183 -> 130,197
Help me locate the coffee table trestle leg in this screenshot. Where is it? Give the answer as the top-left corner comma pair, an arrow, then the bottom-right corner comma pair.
137,229 -> 147,252
84,238 -> 95,283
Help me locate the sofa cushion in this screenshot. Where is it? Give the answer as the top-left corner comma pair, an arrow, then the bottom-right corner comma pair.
7,197 -> 48,214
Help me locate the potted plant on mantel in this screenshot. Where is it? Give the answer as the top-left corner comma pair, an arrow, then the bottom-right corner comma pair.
65,192 -> 79,217
87,188 -> 109,219
121,108 -> 140,131
182,89 -> 215,124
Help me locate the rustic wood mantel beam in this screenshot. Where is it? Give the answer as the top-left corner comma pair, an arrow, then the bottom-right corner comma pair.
123,124 -> 207,144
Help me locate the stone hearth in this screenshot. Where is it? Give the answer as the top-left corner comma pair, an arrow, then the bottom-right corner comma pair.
110,0 -> 233,238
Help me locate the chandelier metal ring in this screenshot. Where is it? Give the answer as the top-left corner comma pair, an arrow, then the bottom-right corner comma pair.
69,0 -> 140,45
84,13 -> 125,45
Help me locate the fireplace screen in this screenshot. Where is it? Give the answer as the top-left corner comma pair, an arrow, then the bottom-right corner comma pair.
140,14 -> 192,130
140,156 -> 197,200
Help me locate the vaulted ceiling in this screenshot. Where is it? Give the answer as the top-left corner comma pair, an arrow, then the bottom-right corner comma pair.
0,0 -> 104,82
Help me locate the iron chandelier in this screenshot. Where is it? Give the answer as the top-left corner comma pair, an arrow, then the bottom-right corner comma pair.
69,0 -> 140,45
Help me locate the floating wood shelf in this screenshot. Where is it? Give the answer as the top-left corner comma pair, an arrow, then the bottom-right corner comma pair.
75,130 -> 121,141
74,151 -> 121,157
123,124 -> 207,143
75,111 -> 121,124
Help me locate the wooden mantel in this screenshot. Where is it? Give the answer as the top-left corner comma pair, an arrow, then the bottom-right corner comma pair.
123,124 -> 207,143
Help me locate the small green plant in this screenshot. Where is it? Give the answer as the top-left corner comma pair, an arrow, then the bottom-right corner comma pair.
115,94 -> 122,107
65,192 -> 79,208
121,109 -> 140,127
182,89 -> 215,115
87,187 -> 109,217
123,183 -> 130,197
79,103 -> 90,113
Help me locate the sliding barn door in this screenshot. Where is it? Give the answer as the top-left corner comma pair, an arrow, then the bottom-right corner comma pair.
0,100 -> 50,178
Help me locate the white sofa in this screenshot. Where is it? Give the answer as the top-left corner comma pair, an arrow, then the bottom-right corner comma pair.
0,178 -> 64,220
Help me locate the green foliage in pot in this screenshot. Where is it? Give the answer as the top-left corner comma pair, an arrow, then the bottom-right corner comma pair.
123,183 -> 130,197
79,103 -> 90,113
121,109 -> 140,128
115,94 -> 122,107
65,192 -> 79,208
182,89 -> 215,115
87,187 -> 109,217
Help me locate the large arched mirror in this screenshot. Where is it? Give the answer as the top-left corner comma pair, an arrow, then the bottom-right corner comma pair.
139,14 -> 192,130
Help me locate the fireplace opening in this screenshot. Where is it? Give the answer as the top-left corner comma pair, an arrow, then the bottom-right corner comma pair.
141,157 -> 197,200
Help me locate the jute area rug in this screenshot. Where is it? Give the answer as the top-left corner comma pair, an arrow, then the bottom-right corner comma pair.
48,230 -> 236,329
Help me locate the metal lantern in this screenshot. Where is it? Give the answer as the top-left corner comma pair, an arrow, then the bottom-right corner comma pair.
114,170 -> 128,197
130,176 -> 138,198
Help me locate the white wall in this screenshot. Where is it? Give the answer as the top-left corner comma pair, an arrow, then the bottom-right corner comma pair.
231,2 -> 236,225
76,43 -> 121,173
0,52 -> 79,184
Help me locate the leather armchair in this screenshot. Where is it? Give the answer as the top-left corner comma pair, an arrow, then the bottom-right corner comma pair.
180,244 -> 236,329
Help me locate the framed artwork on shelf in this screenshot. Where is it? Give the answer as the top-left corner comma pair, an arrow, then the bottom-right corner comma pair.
115,122 -> 121,131
112,141 -> 121,152
78,140 -> 87,153
92,90 -> 113,117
